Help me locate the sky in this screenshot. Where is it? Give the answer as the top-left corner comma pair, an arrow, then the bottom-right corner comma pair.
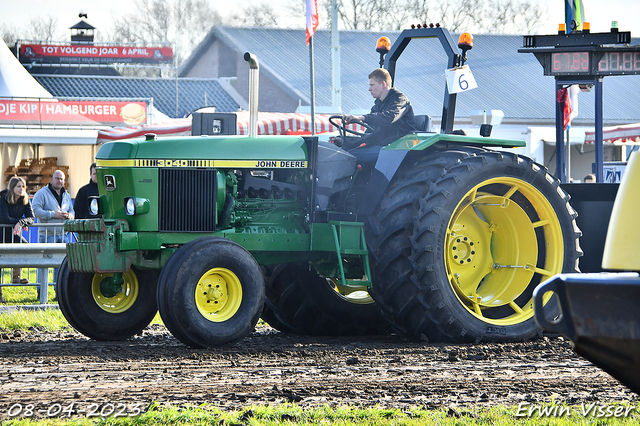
1,0 -> 640,40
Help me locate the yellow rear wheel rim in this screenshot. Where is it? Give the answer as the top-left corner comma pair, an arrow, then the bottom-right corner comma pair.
446,177 -> 564,325
195,268 -> 243,322
91,270 -> 139,314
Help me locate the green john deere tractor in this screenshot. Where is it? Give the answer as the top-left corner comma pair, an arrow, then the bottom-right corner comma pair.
59,27 -> 581,348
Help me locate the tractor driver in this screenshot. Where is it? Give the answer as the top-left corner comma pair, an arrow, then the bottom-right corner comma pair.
341,68 -> 417,163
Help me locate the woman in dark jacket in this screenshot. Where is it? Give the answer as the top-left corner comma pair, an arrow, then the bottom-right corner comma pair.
0,176 -> 34,301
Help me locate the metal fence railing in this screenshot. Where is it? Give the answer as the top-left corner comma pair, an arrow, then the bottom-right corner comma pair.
0,223 -> 75,305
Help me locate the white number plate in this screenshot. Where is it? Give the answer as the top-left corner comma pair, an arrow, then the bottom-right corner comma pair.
445,65 -> 477,94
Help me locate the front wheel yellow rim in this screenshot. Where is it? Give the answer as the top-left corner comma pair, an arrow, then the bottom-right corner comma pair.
446,177 -> 564,325
91,270 -> 139,313
195,268 -> 243,322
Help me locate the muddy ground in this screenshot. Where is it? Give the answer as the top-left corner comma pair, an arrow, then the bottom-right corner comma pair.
0,324 -> 637,420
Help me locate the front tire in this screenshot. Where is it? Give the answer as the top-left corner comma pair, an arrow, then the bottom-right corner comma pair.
157,237 -> 264,348
367,146 -> 581,343
57,258 -> 159,341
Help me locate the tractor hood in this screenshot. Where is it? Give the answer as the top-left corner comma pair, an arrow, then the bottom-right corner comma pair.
96,135 -> 309,168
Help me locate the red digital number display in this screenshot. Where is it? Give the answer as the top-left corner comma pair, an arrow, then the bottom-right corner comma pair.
597,52 -> 640,73
551,52 -> 590,74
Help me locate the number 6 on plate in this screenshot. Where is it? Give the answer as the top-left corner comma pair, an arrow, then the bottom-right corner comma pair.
445,65 -> 478,94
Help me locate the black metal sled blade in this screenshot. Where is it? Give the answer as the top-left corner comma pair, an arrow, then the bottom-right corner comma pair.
534,273 -> 640,394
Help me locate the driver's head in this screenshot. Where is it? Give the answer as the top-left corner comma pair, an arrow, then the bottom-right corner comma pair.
368,68 -> 392,101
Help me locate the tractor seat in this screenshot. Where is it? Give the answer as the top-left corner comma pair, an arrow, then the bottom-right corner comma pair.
413,115 -> 432,132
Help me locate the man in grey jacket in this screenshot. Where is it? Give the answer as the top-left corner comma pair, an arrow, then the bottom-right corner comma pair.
32,170 -> 75,297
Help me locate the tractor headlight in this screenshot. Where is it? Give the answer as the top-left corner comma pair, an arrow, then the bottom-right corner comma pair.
124,197 -> 150,216
125,198 -> 136,215
89,197 -> 100,216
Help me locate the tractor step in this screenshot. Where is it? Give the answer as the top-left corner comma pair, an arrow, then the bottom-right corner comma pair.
329,221 -> 372,288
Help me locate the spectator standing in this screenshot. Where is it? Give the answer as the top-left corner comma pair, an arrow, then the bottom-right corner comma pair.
32,170 -> 75,297
0,176 -> 34,302
74,163 -> 100,219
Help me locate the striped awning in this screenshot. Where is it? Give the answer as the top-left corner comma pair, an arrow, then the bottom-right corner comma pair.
235,111 -> 363,135
584,123 -> 640,145
97,112 -> 363,143
97,118 -> 192,144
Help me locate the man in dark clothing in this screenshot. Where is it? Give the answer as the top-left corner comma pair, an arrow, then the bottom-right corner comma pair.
342,68 -> 417,163
74,163 -> 100,219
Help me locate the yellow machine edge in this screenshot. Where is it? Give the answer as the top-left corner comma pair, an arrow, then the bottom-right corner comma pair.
602,150 -> 640,270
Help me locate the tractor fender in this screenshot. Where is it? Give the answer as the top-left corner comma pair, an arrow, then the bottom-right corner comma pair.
358,134 -> 526,216
358,149 -> 409,215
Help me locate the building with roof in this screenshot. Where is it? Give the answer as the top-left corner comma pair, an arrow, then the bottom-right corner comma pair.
180,26 -> 640,125
180,26 -> 640,179
34,75 -> 243,118
2,18 -> 248,195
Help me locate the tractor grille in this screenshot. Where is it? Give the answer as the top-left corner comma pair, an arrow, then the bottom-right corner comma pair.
159,168 -> 216,232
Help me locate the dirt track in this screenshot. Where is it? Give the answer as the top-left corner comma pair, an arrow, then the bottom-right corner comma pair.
0,324 -> 637,420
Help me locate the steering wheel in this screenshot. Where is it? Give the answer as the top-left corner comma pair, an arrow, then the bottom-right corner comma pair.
329,115 -> 374,139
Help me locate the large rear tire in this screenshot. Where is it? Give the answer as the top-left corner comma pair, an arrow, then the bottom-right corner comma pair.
262,262 -> 389,336
367,146 -> 581,343
157,237 -> 264,348
57,258 -> 159,341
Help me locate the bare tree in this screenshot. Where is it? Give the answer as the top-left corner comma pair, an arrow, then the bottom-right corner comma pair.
1,16 -> 64,47
26,16 -> 64,42
229,3 -> 280,27
408,0 -> 435,25
505,0 -> 544,34
108,0 -> 222,75
1,23 -> 20,47
293,0 -> 546,34
437,0 -> 486,32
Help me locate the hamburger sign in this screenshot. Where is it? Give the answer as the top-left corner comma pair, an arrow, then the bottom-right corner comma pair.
120,103 -> 146,125
0,99 -> 149,127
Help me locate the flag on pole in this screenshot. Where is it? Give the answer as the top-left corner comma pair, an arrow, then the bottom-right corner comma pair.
565,0 -> 586,32
306,0 -> 319,45
556,87 -> 572,130
567,84 -> 579,128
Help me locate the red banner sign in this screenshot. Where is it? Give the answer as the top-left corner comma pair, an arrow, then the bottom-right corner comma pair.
0,99 -> 148,126
19,44 -> 173,65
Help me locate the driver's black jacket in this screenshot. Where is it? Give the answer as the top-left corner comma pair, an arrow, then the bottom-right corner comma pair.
361,87 -> 417,147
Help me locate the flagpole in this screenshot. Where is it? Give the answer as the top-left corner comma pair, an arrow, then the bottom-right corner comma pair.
309,36 -> 316,136
306,0 -> 318,136
566,125 -> 571,180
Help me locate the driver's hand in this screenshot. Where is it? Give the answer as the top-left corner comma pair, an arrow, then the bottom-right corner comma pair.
344,114 -> 364,124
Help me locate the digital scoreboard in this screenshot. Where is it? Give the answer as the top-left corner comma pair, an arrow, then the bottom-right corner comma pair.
518,27 -> 640,184
519,30 -> 640,77
526,48 -> 640,76
597,51 -> 640,75
551,51 -> 590,74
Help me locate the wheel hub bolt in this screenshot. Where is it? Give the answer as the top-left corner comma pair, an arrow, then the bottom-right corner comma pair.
450,234 -> 476,265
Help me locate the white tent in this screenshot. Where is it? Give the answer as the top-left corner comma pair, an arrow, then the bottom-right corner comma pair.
1,38 -> 98,195
0,39 -> 52,98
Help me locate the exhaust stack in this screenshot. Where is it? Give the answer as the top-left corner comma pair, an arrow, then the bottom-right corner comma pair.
244,52 -> 259,137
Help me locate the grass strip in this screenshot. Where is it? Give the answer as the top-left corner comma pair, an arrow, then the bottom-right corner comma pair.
1,402 -> 639,425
